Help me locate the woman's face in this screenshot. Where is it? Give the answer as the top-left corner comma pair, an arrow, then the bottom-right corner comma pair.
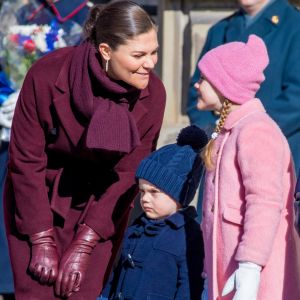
139,179 -> 180,220
194,76 -> 223,111
105,29 -> 159,90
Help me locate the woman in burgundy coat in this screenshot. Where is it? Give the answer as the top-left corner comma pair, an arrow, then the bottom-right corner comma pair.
3,1 -> 166,299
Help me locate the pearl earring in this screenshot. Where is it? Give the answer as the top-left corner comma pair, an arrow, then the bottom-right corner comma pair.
105,60 -> 109,72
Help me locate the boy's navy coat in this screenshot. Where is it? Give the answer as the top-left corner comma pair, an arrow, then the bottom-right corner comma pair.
187,0 -> 300,172
104,206 -> 204,300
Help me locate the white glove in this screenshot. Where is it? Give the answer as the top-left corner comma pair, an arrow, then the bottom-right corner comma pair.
201,278 -> 208,300
0,90 -> 20,128
222,262 -> 262,300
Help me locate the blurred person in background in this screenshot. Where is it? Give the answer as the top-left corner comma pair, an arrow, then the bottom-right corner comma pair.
3,1 -> 166,299
0,0 -> 91,299
0,68 -> 16,300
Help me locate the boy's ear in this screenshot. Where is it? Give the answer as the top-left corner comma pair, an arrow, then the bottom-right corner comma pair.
98,43 -> 111,60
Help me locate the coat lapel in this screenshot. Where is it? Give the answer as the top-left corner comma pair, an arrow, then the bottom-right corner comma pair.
52,93 -> 86,147
225,11 -> 245,42
52,52 -> 86,147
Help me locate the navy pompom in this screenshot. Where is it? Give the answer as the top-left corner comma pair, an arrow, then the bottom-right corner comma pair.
177,125 -> 208,151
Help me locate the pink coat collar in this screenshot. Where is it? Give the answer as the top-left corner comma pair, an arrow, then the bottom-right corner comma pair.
224,99 -> 266,130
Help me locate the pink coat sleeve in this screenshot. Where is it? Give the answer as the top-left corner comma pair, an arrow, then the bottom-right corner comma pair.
235,120 -> 286,266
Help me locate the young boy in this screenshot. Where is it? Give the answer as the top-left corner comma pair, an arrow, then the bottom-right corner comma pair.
101,125 -> 208,300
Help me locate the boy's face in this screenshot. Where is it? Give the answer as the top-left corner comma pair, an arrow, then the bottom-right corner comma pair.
139,179 -> 181,220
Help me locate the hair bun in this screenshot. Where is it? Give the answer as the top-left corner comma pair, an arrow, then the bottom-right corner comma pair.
176,125 -> 208,151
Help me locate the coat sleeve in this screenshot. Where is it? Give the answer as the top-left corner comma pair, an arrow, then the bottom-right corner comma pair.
234,120 -> 286,266
7,68 -> 53,235
174,223 -> 204,300
173,256 -> 190,300
84,79 -> 166,240
265,30 -> 300,138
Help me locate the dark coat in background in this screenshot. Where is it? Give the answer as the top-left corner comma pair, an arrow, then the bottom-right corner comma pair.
297,165 -> 300,199
187,0 -> 300,173
0,141 -> 14,294
103,206 -> 204,300
3,46 -> 166,300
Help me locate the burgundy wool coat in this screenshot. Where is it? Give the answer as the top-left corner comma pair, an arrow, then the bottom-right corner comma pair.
3,47 -> 166,300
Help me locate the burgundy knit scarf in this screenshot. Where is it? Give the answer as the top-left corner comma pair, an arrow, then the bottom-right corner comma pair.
69,41 -> 141,153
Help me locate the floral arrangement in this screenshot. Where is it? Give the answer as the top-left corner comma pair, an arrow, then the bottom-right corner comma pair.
2,19 -> 68,89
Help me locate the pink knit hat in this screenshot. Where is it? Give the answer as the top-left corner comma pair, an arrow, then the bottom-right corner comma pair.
198,34 -> 269,104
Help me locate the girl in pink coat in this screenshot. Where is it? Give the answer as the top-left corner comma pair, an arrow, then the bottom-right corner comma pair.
194,34 -> 300,300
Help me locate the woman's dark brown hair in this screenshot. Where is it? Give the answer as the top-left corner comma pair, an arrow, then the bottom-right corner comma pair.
84,0 -> 156,49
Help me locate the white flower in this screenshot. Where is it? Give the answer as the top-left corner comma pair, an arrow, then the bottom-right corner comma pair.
54,29 -> 67,49
9,24 -> 38,36
33,30 -> 48,52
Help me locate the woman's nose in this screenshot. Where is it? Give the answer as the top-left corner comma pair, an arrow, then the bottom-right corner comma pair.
143,56 -> 155,69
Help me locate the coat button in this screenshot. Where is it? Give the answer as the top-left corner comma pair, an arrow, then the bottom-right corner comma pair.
127,254 -> 135,268
211,204 -> 215,212
49,128 -> 57,136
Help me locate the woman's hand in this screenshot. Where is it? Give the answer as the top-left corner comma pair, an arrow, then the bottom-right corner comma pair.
29,228 -> 59,285
222,262 -> 261,300
55,224 -> 100,298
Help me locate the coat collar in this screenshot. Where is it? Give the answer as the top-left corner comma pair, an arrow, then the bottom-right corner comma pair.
226,0 -> 286,42
134,206 -> 198,232
165,206 -> 198,229
52,48 -> 149,147
223,99 -> 266,130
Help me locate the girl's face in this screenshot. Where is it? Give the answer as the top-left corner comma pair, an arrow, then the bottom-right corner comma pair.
194,76 -> 223,111
139,179 -> 181,220
101,28 -> 159,90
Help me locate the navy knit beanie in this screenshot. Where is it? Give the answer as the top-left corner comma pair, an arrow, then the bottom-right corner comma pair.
136,125 -> 208,206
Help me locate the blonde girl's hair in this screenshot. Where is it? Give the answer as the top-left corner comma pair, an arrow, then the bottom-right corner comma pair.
201,99 -> 232,170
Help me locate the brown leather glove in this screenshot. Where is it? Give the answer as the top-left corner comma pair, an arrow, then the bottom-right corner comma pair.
28,228 -> 59,285
55,223 -> 100,298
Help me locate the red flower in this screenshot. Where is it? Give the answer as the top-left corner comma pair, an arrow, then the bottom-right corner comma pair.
23,39 -> 36,53
8,34 -> 19,44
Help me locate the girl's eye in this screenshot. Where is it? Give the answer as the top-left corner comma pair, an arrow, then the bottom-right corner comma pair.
198,75 -> 205,84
